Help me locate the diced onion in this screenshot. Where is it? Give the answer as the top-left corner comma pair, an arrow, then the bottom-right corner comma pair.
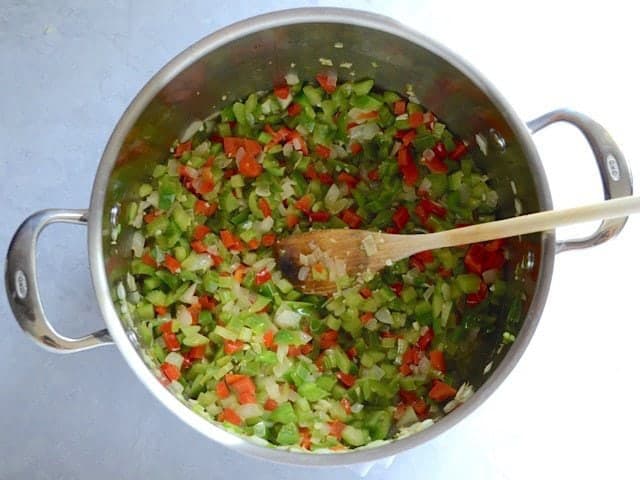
180,120 -> 203,143
362,234 -> 378,257
274,305 -> 302,329
285,72 -> 300,85
131,231 -> 145,258
257,216 -> 274,233
297,266 -> 310,281
348,123 -> 380,141
176,305 -> 192,327
375,308 -> 393,325
180,283 -> 198,304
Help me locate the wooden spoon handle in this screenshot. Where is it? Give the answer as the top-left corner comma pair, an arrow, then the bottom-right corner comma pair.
387,195 -> 640,259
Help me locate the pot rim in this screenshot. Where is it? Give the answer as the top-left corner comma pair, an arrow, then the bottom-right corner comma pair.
88,7 -> 555,466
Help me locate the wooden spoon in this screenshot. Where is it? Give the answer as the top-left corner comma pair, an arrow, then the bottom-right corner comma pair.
276,196 -> 640,295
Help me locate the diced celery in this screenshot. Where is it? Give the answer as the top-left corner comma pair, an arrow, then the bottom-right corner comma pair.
298,382 -> 330,401
270,402 -> 297,424
341,426 -> 370,447
276,422 -> 300,445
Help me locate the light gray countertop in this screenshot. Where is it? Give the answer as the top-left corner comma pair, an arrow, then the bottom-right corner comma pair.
1,1 -> 639,479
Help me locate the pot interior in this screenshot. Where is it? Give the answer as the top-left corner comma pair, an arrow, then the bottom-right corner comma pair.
98,14 -> 551,458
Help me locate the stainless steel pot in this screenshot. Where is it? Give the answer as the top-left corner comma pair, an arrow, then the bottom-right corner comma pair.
4,8 -> 632,466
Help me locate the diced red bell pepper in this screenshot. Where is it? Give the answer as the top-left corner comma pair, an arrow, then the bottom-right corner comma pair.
188,344 -> 206,361
163,255 -> 181,274
417,328 -> 434,350
224,340 -> 244,355
238,154 -> 263,178
337,172 -> 359,189
315,144 -> 332,159
367,168 -> 379,181
336,372 -> 356,388
429,349 -> 446,372
199,295 -> 216,310
174,140 -> 192,158
155,306 -> 168,316
309,211 -> 331,222
466,281 -> 488,305
360,312 -> 374,324
393,100 -> 406,115
449,141 -> 467,161
428,380 -> 457,402
319,329 -> 339,349
359,287 -> 373,299
409,112 -> 424,128
163,331 -> 180,352
424,154 -> 448,174
160,362 -> 181,381
273,85 -> 289,99
433,141 -> 447,158
216,380 -> 230,399
218,408 -> 242,425
350,142 -> 363,154
194,200 -> 217,216
464,244 -> 485,275
192,224 -> 211,241
294,194 -> 313,213
141,253 -> 157,268
390,282 -> 404,296
255,268 -> 272,286
328,420 -> 345,438
287,102 -> 302,116
264,398 -> 278,411
258,197 -> 272,218
392,206 -> 410,230
286,214 -> 300,229
316,73 -> 337,93
263,330 -> 275,349
341,209 -> 362,229
261,233 -> 277,247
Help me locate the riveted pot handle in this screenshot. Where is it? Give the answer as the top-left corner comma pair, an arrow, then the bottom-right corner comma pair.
527,109 -> 632,252
4,209 -> 113,353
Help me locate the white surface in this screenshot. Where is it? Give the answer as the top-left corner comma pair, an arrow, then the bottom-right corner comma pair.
1,1 -> 639,479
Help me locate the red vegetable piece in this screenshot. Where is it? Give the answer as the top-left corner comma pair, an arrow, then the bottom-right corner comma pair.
160,362 -> 181,381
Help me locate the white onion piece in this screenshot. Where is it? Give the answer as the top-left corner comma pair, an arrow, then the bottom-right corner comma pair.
167,158 -> 180,177
255,183 -> 271,197
297,266 -> 310,281
274,306 -> 302,329
257,216 -> 274,233
131,231 -> 145,258
375,308 -> 393,325
276,344 -> 289,364
176,305 -> 192,327
348,123 -> 380,141
180,283 -> 198,304
281,179 -> 296,199
147,191 -> 159,209
285,72 -> 300,85
236,403 -> 264,420
193,141 -> 210,156
180,120 -> 203,143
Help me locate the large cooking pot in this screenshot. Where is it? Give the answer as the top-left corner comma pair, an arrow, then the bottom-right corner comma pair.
4,8 -> 631,466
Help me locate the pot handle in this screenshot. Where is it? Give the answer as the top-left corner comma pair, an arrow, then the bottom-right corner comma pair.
527,109 -> 632,252
4,209 -> 113,353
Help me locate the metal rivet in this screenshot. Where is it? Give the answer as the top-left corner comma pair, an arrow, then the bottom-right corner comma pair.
15,270 -> 28,299
489,128 -> 506,151
606,154 -> 620,181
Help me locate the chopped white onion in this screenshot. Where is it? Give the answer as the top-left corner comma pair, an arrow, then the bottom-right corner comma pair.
179,283 -> 198,304
348,123 -> 380,141
375,308 -> 393,325
176,305 -> 192,327
274,305 -> 302,329
236,403 -> 264,420
476,133 -> 488,155
165,352 -> 184,369
131,231 -> 145,258
180,120 -> 203,143
362,234 -> 378,257
257,216 -> 274,233
285,72 -> 300,85
297,266 -> 310,281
